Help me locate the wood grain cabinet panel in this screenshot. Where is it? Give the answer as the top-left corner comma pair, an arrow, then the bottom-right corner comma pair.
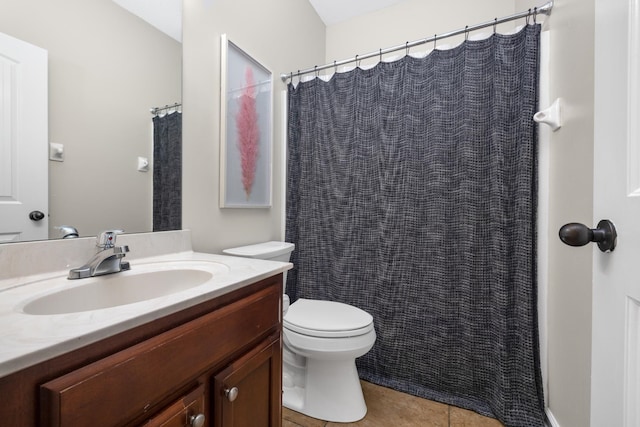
142,384 -> 206,427
36,280 -> 282,427
212,334 -> 282,427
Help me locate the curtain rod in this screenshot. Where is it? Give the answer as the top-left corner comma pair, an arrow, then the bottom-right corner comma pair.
280,1 -> 553,83
150,102 -> 182,116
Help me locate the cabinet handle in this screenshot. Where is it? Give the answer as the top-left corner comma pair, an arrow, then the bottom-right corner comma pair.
189,413 -> 205,427
224,386 -> 239,402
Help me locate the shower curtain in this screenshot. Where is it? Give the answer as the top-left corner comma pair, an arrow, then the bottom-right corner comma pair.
286,25 -> 544,426
152,111 -> 182,231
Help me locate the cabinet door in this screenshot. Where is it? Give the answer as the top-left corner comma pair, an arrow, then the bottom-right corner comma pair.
143,384 -> 207,427
212,334 -> 282,427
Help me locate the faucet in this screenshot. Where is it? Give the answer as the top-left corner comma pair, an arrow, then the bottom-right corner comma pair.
68,230 -> 131,279
56,225 -> 79,239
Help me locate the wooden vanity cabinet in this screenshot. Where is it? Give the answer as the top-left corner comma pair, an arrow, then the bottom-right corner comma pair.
0,274 -> 283,427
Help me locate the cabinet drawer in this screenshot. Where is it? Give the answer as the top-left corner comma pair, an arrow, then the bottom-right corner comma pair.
142,384 -> 206,427
41,285 -> 280,427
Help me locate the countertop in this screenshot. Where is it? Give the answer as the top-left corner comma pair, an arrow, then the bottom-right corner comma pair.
0,250 -> 291,378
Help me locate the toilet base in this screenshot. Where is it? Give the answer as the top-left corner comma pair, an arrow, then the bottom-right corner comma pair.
283,356 -> 367,422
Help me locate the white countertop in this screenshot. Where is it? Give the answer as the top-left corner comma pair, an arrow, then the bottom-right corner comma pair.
0,250 -> 291,378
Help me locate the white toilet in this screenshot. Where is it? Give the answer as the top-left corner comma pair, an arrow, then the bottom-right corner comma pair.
222,241 -> 376,423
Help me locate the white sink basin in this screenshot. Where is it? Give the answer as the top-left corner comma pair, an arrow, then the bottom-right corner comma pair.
20,261 -> 228,315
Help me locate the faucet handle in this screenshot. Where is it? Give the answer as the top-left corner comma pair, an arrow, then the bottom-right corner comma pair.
97,229 -> 124,248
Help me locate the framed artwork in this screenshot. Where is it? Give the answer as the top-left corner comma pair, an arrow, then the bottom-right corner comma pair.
219,34 -> 273,208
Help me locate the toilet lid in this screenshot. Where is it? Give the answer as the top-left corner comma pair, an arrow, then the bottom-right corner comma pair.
284,299 -> 374,338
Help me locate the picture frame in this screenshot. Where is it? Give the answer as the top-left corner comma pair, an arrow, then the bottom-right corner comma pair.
220,34 -> 273,208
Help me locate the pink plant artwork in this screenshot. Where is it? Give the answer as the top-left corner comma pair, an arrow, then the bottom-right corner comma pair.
235,66 -> 260,200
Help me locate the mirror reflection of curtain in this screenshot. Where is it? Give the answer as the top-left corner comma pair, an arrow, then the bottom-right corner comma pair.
286,26 -> 544,426
152,112 -> 181,231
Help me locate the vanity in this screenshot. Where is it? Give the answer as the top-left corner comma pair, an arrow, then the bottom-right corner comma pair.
0,231 -> 290,427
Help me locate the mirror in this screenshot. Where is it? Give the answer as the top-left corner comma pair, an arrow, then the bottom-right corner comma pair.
0,0 -> 182,242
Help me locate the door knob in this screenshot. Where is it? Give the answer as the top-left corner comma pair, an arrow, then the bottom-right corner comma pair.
224,386 -> 239,402
28,210 -> 45,221
559,219 -> 617,252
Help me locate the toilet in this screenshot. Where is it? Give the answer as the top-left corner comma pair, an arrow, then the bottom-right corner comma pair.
222,241 -> 376,423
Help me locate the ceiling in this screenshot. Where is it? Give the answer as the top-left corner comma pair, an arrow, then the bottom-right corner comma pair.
307,0 -> 408,26
111,0 -> 182,41
111,0 -> 409,42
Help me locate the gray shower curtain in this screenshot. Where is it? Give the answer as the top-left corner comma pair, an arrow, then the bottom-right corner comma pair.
286,25 -> 544,426
152,111 -> 182,231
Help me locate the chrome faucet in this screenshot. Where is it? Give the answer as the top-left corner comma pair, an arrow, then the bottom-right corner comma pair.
68,230 -> 131,279
56,225 -> 79,239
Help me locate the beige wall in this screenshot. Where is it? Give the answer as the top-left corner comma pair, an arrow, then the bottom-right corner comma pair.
181,0 -> 325,254
0,0 -> 181,239
326,0 -> 516,66
515,0 -> 596,426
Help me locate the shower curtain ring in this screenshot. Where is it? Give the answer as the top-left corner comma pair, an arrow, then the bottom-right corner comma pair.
314,65 -> 319,78
464,25 -> 469,41
334,60 -> 337,73
405,41 -> 409,56
493,18 -> 497,34
380,48 -> 383,62
526,9 -> 531,25
355,54 -> 360,68
433,34 -> 437,50
533,7 -> 538,24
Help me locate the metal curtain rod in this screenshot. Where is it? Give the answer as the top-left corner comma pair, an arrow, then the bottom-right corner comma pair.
150,102 -> 182,115
280,1 -> 553,83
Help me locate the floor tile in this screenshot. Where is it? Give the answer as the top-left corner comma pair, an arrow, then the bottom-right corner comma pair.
449,406 -> 505,427
283,407 -> 326,427
283,381 -> 505,427
282,419 -> 302,427
324,381 -> 449,427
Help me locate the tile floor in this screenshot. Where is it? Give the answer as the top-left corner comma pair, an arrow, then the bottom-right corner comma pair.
282,381 -> 505,427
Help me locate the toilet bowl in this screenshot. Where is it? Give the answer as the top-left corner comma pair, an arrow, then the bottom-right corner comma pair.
222,241 -> 377,423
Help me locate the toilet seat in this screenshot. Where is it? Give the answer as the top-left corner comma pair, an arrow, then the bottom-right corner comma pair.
284,298 -> 374,338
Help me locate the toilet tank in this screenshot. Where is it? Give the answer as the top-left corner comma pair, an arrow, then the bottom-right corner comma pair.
223,241 -> 295,311
222,241 -> 295,262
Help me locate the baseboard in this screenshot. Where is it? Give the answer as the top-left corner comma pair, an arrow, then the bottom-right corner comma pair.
546,408 -> 561,427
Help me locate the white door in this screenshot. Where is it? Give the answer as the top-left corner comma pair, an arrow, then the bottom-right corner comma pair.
593,0 -> 640,425
0,32 -> 48,242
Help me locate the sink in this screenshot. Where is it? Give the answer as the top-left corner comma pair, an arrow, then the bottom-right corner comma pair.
20,261 -> 228,315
